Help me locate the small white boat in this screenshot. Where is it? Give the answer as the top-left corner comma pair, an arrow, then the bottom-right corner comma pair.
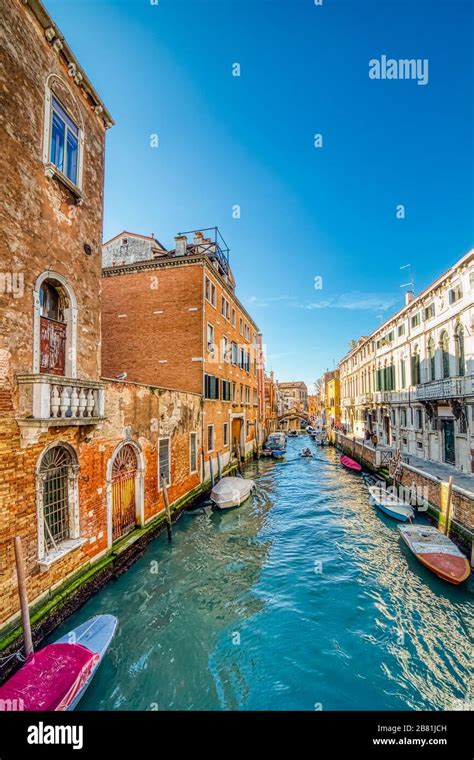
210,476 -> 256,509
368,484 -> 414,522
398,524 -> 471,585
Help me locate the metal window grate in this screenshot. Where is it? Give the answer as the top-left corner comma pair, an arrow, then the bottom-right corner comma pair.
40,447 -> 72,552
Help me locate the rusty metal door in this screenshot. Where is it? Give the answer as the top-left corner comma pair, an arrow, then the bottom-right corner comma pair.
112,445 -> 137,541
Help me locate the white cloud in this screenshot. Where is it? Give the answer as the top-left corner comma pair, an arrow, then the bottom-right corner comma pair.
248,291 -> 400,313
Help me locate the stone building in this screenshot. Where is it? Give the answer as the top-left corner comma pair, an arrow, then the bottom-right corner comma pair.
278,381 -> 308,429
102,230 -> 264,479
339,251 -> 473,473
0,0 -> 203,633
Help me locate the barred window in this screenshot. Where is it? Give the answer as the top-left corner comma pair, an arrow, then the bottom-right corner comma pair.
159,438 -> 170,487
38,444 -> 79,559
190,432 -> 198,473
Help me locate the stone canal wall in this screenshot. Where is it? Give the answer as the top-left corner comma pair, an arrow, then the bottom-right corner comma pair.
335,432 -> 474,561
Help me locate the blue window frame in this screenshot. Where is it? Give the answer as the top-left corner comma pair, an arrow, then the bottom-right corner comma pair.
50,97 -> 79,185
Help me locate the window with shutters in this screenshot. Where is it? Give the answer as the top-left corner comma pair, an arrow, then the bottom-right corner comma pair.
222,379 -> 231,401
207,425 -> 214,452
204,374 -> 219,400
223,423 -> 229,447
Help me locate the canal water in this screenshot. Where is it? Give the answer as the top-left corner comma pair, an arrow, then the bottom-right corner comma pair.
50,439 -> 473,711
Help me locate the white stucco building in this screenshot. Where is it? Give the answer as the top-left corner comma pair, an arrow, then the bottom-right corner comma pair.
339,251 -> 473,474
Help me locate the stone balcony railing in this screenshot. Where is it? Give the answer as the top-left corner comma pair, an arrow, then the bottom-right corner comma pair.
341,397 -> 355,408
16,374 -> 105,426
415,374 -> 473,402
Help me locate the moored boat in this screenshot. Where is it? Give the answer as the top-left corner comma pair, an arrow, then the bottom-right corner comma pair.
272,449 -> 286,459
0,614 -> 117,711
368,484 -> 414,522
340,455 -> 362,472
398,524 -> 471,585
210,476 -> 256,509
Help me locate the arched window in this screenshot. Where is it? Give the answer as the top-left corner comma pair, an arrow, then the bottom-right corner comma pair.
455,324 -> 466,376
37,444 -> 79,561
440,331 -> 450,379
33,272 -> 77,377
428,337 -> 436,381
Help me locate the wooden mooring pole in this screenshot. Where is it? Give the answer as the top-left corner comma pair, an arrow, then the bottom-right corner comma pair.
443,475 -> 454,536
161,476 -> 172,541
217,452 -> 222,481
14,536 -> 33,657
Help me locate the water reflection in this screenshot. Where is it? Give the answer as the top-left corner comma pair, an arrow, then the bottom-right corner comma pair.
47,437 -> 473,710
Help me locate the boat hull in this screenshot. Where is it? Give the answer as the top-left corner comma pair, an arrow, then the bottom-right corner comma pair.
210,477 -> 255,509
340,455 -> 362,472
0,614 -> 117,712
398,526 -> 471,585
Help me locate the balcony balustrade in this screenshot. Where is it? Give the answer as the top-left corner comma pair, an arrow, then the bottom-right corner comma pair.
17,374 -> 105,426
415,374 -> 472,401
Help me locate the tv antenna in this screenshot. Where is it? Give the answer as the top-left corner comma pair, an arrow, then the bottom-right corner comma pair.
400,263 -> 414,293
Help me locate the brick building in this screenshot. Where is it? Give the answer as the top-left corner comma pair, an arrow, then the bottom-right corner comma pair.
0,0 -> 202,634
102,229 -> 264,479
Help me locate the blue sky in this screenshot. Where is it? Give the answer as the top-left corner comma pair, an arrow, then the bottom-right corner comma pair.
46,0 -> 473,390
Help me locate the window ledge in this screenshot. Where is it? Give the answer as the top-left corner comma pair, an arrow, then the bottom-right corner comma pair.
38,537 -> 87,572
44,163 -> 84,204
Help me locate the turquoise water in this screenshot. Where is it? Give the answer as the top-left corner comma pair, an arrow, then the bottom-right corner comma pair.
51,440 -> 473,710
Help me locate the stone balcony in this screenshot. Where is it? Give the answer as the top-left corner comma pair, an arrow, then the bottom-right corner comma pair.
415,374 -> 473,402
16,374 -> 105,429
373,390 -> 412,404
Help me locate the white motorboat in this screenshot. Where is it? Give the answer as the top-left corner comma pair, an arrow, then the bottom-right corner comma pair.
210,476 -> 256,509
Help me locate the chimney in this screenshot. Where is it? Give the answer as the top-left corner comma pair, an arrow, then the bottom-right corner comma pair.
193,231 -> 204,251
405,290 -> 414,306
174,234 -> 187,256
150,232 -> 154,239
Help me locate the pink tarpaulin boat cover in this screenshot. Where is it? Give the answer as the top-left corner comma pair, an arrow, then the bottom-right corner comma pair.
340,455 -> 362,472
0,643 -> 99,711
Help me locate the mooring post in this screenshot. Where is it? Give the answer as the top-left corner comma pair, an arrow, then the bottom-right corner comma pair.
444,475 -> 454,536
14,536 -> 33,657
217,451 -> 222,481
210,456 -> 214,487
352,437 -> 356,458
161,475 -> 172,541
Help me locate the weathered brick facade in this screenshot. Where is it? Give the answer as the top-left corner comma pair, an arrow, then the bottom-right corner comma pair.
102,233 -> 264,477
0,0 -> 204,634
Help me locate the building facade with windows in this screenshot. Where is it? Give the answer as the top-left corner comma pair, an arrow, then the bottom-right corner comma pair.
277,381 -> 308,429
339,251 -> 473,473
0,0 -> 203,632
322,370 -> 341,429
101,230 -> 263,480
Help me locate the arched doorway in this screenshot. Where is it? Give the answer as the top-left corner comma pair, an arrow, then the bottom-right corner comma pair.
111,444 -> 139,541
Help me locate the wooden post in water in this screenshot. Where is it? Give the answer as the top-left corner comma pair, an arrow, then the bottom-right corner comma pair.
161,476 -> 172,541
217,452 -> 222,481
14,537 -> 33,657
209,456 -> 214,487
443,476 -> 454,536
360,438 -> 365,466
352,437 -> 356,458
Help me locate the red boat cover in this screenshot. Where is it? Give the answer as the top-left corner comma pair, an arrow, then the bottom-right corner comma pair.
0,643 -> 99,711
340,455 -> 362,472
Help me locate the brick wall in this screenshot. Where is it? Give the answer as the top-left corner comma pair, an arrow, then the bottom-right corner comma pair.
102,263 -> 203,393
0,381 -> 202,629
0,0 -> 108,385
